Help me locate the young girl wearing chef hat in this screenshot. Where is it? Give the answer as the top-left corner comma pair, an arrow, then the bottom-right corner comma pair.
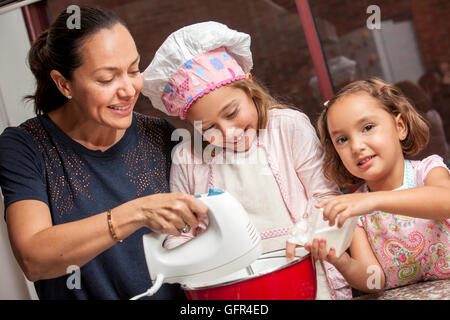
142,21 -> 351,300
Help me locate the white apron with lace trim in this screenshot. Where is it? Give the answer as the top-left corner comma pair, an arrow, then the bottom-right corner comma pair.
209,140 -> 333,299
210,142 -> 294,253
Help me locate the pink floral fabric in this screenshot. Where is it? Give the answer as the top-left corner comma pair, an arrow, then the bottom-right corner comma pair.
358,156 -> 450,289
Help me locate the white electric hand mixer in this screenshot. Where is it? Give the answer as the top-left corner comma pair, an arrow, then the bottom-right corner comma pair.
131,189 -> 262,300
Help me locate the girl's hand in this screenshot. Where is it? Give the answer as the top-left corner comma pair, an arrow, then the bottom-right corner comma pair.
317,193 -> 379,228
305,238 -> 350,268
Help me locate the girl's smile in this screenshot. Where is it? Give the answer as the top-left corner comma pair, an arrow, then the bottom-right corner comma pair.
357,154 -> 376,169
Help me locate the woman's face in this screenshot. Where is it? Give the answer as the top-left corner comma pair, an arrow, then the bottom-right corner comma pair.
67,23 -> 143,130
186,83 -> 258,152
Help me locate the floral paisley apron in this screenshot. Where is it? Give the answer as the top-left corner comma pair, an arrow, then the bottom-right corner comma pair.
359,160 -> 450,289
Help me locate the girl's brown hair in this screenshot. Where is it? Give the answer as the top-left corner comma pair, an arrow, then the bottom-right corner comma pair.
317,77 -> 430,187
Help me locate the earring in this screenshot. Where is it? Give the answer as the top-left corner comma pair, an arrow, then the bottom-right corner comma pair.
67,95 -> 72,99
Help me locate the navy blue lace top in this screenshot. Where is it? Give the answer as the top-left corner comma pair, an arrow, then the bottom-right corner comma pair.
0,112 -> 185,300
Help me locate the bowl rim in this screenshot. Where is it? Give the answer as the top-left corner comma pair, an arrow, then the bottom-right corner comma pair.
182,253 -> 312,290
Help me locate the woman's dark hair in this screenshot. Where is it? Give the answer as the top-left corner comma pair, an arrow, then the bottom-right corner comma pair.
26,6 -> 127,114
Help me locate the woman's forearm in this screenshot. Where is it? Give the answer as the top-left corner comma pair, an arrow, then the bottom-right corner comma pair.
10,192 -> 206,282
9,200 -> 145,282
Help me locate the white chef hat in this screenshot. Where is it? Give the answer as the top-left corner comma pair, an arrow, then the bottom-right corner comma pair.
141,21 -> 253,119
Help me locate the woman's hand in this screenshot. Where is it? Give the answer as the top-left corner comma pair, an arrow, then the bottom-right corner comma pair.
316,193 -> 379,228
6,192 -> 208,281
138,192 -> 209,236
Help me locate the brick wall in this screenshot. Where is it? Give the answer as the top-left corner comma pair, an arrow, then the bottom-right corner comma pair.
46,0 -> 320,127
45,0 -> 449,133
309,0 -> 449,74
410,0 -> 450,70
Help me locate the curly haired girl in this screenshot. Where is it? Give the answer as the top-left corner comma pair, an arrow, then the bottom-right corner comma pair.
307,78 -> 450,292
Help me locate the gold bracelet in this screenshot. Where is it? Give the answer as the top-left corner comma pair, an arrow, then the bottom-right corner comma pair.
107,209 -> 123,243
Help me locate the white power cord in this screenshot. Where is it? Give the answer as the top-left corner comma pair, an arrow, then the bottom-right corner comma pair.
130,274 -> 165,300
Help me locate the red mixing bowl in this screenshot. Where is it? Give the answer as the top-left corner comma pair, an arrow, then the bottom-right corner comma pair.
184,254 -> 316,300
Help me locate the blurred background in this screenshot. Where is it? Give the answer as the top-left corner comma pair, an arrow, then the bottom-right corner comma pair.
0,0 -> 448,299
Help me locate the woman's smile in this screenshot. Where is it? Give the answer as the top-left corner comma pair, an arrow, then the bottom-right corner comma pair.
107,103 -> 133,115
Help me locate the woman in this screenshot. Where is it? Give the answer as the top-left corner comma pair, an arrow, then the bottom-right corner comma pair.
0,6 -> 207,300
